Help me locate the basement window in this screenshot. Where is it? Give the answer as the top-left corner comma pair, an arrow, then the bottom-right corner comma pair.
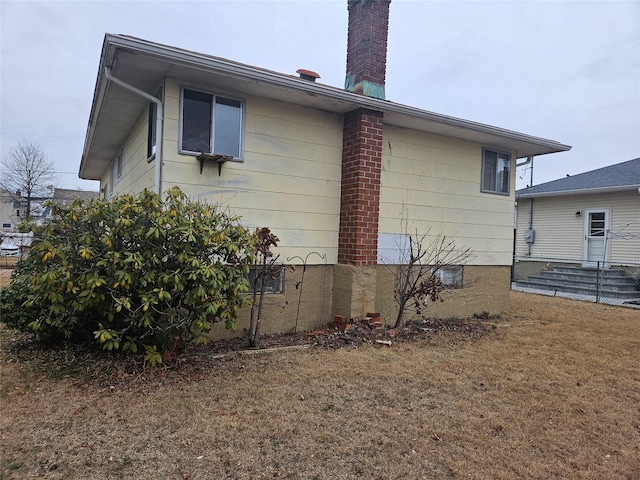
180,87 -> 243,159
246,266 -> 284,294
481,148 -> 511,195
433,265 -> 464,289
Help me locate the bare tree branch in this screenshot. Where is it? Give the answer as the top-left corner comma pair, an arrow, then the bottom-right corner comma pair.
1,140 -> 58,218
388,228 -> 474,328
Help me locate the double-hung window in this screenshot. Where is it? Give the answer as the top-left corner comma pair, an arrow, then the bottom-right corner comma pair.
481,148 -> 511,195
180,88 -> 243,158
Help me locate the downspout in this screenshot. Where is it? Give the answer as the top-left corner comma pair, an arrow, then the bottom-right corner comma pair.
103,67 -> 163,196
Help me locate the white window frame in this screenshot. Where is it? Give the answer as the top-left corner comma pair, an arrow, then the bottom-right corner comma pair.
179,86 -> 244,160
481,148 -> 511,195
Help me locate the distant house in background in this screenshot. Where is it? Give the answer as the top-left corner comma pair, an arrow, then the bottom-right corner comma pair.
515,157 -> 640,267
78,1 -> 570,334
0,187 -> 98,231
0,188 -> 23,231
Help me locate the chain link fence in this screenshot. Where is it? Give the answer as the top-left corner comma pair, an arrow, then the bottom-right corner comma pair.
511,256 -> 640,308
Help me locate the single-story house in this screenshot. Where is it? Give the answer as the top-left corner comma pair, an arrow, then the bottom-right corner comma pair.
79,0 -> 570,334
515,158 -> 640,268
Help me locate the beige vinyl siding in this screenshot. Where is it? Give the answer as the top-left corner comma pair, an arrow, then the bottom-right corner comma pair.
100,103 -> 156,197
162,78 -> 343,264
379,125 -> 517,266
515,197 -> 583,258
515,191 -> 640,264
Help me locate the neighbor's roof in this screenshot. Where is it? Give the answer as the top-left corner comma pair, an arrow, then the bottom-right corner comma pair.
516,157 -> 640,198
80,34 -> 571,180
53,188 -> 99,203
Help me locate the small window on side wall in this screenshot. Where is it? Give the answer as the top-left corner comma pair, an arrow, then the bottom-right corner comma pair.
115,150 -> 123,179
433,265 -> 464,289
481,148 -> 511,195
246,266 -> 284,294
147,102 -> 157,161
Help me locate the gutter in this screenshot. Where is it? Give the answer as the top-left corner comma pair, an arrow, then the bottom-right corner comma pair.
104,34 -> 571,156
103,67 -> 164,196
516,184 -> 640,199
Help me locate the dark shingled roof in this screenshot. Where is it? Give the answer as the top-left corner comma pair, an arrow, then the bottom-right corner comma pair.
516,158 -> 640,198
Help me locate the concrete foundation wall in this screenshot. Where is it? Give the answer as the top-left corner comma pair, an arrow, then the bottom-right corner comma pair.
331,263 -> 377,319
375,265 -> 511,324
208,264 -> 510,340
208,264 -> 333,340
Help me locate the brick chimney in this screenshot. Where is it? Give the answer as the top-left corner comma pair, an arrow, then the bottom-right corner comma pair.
333,1 -> 390,319
338,108 -> 383,266
345,0 -> 391,99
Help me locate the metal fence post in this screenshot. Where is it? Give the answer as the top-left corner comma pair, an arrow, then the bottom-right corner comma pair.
596,261 -> 600,304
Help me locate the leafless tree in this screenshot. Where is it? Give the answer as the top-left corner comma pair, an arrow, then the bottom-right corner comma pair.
1,141 -> 58,218
248,227 -> 280,348
390,229 -> 474,328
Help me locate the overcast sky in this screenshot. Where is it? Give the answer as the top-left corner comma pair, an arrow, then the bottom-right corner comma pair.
1,0 -> 638,192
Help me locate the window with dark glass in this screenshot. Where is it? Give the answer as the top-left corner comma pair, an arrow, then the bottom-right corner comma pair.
246,266 -> 284,294
589,212 -> 606,236
147,102 -> 157,160
181,88 -> 243,158
481,148 -> 511,194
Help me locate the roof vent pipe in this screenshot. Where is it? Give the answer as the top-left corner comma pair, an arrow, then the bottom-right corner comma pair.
296,69 -> 320,82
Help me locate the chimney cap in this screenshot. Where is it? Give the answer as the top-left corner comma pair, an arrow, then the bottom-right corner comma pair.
296,69 -> 320,82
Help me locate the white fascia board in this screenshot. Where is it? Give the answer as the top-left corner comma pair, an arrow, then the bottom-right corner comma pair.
516,184 -> 640,199
104,34 -> 571,155
79,38 -> 115,180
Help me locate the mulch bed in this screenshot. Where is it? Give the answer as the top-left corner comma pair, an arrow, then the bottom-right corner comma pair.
208,315 -> 495,353
1,316 -> 496,391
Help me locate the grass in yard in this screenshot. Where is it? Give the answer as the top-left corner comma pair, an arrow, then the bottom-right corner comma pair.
1,292 -> 639,479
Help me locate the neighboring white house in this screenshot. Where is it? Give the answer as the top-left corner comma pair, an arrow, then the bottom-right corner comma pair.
515,158 -> 640,267
0,188 -> 98,231
78,1 -> 570,333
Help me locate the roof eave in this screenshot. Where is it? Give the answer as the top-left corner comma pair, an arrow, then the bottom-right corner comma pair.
117,35 -> 571,154
80,34 -> 571,179
517,184 -> 640,199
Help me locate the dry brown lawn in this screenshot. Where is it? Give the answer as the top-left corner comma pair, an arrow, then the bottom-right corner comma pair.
1,292 -> 639,479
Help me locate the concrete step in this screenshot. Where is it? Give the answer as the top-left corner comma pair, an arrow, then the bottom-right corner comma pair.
514,280 -> 640,300
552,266 -> 627,277
537,271 -> 636,288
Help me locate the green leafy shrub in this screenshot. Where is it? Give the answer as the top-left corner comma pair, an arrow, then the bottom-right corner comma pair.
1,187 -> 256,358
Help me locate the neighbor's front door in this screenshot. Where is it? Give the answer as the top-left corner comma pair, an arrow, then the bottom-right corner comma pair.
583,209 -> 609,268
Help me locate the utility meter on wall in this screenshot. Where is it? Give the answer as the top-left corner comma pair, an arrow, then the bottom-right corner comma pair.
524,229 -> 535,244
